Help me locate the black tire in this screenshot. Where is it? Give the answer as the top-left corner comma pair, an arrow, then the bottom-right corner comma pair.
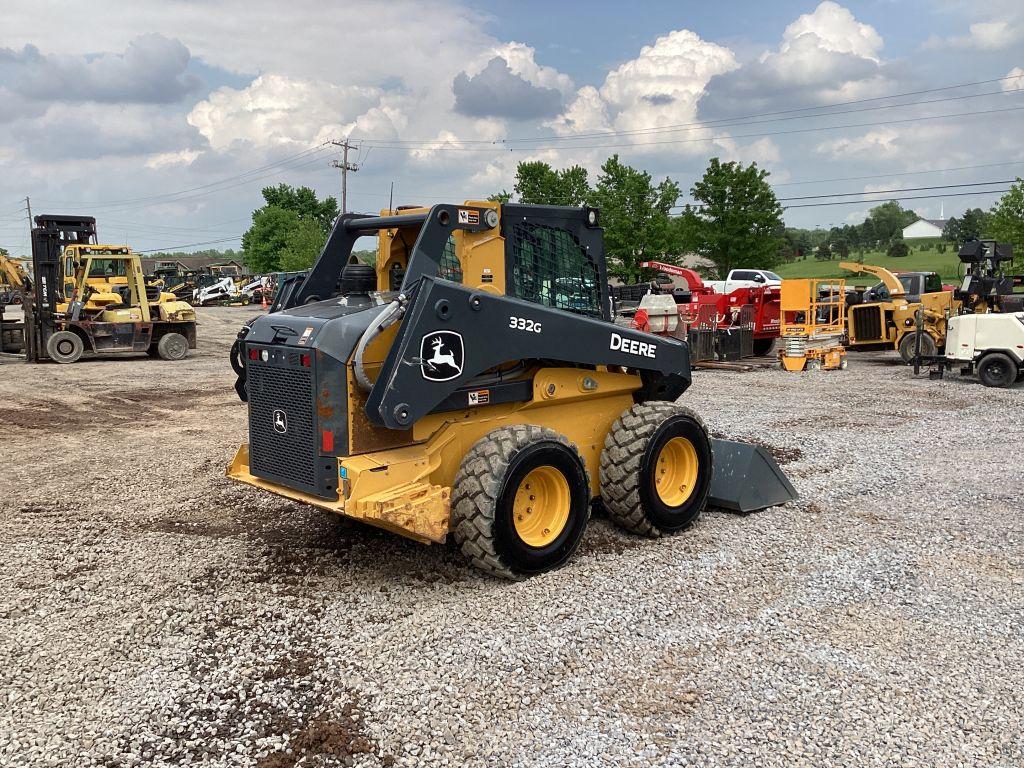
978,353 -> 1017,388
600,402 -> 713,536
451,425 -> 590,579
752,338 -> 775,357
156,332 -> 189,361
46,330 -> 84,364
898,331 -> 937,363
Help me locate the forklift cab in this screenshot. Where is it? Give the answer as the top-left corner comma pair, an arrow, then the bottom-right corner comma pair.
62,246 -> 151,321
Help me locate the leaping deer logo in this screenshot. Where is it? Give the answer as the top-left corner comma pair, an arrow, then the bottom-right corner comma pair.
420,331 -> 464,382
273,409 -> 288,434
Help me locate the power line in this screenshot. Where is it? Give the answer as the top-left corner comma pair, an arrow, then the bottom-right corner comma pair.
135,236 -> 241,253
32,144 -> 333,208
772,160 -> 1024,187
355,104 -> 1024,153
368,80 -> 1024,148
777,179 -> 1017,202
783,188 -> 1011,209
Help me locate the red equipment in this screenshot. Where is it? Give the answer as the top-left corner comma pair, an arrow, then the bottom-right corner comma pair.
634,261 -> 781,356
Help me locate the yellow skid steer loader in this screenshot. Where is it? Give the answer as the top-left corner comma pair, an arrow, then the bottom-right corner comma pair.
228,202 -> 795,578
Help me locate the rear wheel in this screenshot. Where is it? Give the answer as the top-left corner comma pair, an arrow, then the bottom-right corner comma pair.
451,425 -> 590,579
600,402 -> 712,536
46,330 -> 84,364
898,331 -> 937,363
752,338 -> 775,357
978,353 -> 1017,388
156,332 -> 189,361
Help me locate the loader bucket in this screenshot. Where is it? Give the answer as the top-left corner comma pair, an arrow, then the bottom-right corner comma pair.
709,439 -> 798,513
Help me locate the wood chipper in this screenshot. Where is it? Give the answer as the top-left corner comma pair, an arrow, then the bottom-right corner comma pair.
840,261 -> 957,362
228,202 -> 796,578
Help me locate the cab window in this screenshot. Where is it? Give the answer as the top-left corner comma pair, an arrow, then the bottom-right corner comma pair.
88,259 -> 127,277
508,222 -> 601,317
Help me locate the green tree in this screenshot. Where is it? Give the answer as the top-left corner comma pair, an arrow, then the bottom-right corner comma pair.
865,201 -> 917,243
682,158 -> 783,277
512,161 -> 590,206
815,242 -> 832,261
279,218 -> 328,271
943,208 -> 988,245
887,234 -> 910,258
588,155 -> 681,281
260,184 -> 339,231
988,180 -> 1024,257
242,184 -> 339,272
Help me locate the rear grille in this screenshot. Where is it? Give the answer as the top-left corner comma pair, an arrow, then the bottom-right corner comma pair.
246,360 -> 317,493
851,305 -> 883,341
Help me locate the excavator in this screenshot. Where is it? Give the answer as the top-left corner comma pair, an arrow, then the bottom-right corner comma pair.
0,254 -> 30,354
227,201 -> 796,578
840,261 -> 957,362
23,215 -> 197,363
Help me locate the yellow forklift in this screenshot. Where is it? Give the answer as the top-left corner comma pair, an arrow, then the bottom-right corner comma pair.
25,215 -> 197,364
840,261 -> 957,362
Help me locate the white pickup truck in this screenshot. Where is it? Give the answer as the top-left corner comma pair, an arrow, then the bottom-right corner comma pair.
704,269 -> 782,294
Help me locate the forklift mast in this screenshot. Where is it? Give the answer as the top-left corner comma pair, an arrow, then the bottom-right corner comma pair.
26,215 -> 98,362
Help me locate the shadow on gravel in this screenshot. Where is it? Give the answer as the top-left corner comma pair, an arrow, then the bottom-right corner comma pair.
0,387 -> 215,431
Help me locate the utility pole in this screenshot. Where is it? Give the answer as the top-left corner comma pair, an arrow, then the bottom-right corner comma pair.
329,140 -> 360,214
25,196 -> 32,240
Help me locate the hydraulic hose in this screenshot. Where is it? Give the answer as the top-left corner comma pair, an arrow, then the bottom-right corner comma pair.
353,296 -> 406,392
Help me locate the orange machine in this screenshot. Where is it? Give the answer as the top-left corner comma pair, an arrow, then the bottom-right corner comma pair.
779,279 -> 847,372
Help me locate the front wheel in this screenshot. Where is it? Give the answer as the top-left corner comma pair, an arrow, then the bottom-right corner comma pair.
978,353 -> 1017,388
46,330 -> 84,364
600,402 -> 713,536
451,425 -> 591,579
156,332 -> 189,361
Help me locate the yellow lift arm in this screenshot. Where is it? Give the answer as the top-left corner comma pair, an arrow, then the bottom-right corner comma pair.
839,261 -> 905,297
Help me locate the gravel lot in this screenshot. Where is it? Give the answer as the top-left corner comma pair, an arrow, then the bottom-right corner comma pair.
1,306 -> 1022,767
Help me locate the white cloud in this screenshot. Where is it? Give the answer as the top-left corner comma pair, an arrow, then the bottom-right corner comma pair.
145,149 -> 201,170
1004,67 -> 1024,91
816,129 -> 901,160
187,75 -> 382,151
700,2 -> 892,123
600,30 -> 738,137
778,1 -> 883,61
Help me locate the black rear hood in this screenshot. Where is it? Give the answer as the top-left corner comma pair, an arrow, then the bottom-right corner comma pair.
245,296 -> 384,362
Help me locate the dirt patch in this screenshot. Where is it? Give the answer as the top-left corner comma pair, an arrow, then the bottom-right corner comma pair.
0,388 -> 215,431
257,705 -> 379,768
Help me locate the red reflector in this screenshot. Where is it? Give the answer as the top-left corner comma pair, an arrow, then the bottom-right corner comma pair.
301,353 -> 311,367
248,348 -> 258,360
321,429 -> 334,453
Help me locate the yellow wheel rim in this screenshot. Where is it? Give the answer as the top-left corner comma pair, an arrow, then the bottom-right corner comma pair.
512,466 -> 571,548
654,437 -> 699,507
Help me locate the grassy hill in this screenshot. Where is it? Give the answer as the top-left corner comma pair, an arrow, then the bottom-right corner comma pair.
774,239 -> 961,286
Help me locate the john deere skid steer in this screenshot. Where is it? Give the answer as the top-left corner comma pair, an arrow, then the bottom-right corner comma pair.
228,202 -> 794,578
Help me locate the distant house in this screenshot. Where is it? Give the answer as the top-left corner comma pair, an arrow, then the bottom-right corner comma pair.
903,219 -> 947,239
140,256 -> 248,276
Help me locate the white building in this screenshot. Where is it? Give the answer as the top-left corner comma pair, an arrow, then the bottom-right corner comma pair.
903,218 -> 947,239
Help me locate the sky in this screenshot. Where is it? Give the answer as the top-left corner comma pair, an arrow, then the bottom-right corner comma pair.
0,0 -> 1022,254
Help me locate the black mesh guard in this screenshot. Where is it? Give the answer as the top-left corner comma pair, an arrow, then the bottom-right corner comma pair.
508,222 -> 602,318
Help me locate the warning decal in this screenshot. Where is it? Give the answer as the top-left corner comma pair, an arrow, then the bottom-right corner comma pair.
468,389 -> 490,406
457,209 -> 480,225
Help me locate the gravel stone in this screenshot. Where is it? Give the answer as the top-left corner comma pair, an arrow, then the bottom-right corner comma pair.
0,306 -> 1022,767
